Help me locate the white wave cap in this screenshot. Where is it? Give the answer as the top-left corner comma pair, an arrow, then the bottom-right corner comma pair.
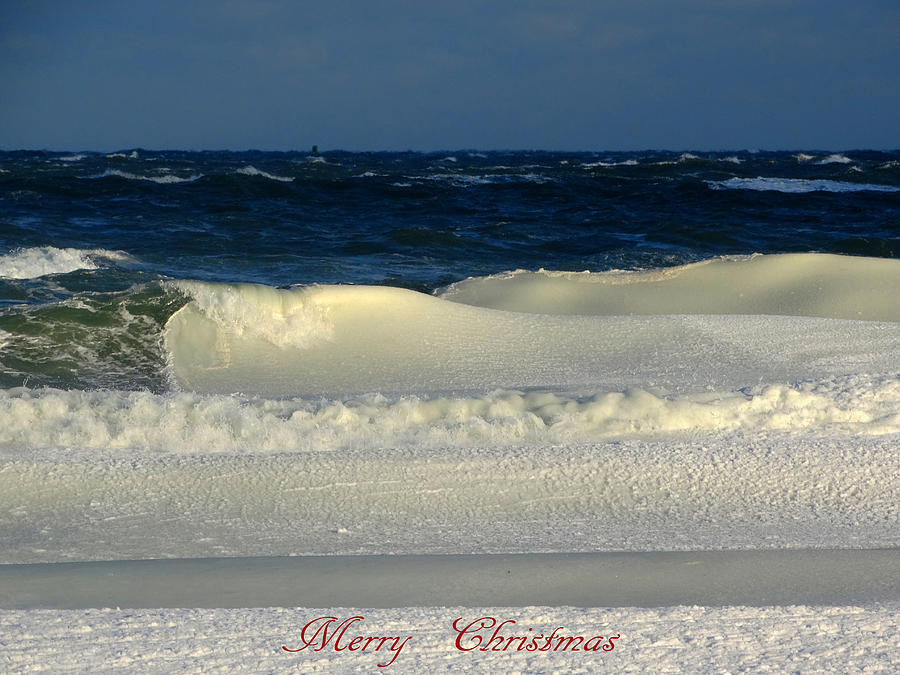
581,159 -> 639,168
235,165 -> 294,182
93,169 -> 202,184
817,153 -> 853,164
707,177 -> 900,193
0,247 -> 134,279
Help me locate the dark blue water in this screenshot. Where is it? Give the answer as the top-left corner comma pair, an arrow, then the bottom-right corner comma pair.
1,149 -> 898,390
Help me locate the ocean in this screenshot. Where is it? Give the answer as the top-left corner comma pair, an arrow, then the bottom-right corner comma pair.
1,149 -> 900,670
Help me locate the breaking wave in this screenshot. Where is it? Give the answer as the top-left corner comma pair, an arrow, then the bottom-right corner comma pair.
235,166 -> 294,182
0,246 -> 134,279
92,169 -> 202,184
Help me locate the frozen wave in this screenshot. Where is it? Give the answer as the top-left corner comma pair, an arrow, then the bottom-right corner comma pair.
437,253 -> 900,320
164,272 -> 900,397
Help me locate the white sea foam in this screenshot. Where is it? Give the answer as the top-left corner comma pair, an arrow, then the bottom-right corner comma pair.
56,154 -> 86,162
93,169 -> 202,184
0,247 -> 133,279
721,156 -> 744,164
169,280 -> 333,351
794,153 -> 815,162
707,177 -> 900,193
235,165 -> 294,182
817,153 -> 853,164
2,375 -> 899,454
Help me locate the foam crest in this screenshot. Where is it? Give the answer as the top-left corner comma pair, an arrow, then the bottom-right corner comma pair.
817,153 -> 853,164
93,169 -> 202,184
419,173 -> 553,186
0,247 -> 132,279
170,280 -> 333,352
581,160 -> 639,168
707,177 -> 900,193
235,165 -> 294,182
437,253 -> 900,320
3,376 -> 898,454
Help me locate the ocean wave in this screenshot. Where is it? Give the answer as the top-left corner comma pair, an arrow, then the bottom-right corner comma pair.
417,173 -> 553,187
168,280 -> 333,349
163,263 -> 900,398
437,253 -> 900,320
235,165 -> 294,182
707,177 -> 900,193
581,160 -> 639,168
57,154 -> 87,162
2,375 -> 898,453
92,169 -> 202,184
650,153 -> 700,166
0,246 -> 134,279
105,151 -> 139,159
817,153 -> 853,165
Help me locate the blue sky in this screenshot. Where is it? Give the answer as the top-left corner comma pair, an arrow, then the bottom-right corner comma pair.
2,0 -> 898,151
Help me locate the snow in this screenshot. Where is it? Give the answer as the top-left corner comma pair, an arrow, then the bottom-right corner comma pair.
2,605 -> 897,673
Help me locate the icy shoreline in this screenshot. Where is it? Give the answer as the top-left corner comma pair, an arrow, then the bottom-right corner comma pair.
2,549 -> 898,609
